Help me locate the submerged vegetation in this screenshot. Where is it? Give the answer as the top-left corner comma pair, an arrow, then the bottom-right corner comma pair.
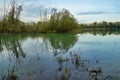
0,34 -> 114,80
0,0 -> 120,33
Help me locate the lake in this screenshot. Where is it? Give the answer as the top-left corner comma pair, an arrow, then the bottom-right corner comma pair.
0,32 -> 120,80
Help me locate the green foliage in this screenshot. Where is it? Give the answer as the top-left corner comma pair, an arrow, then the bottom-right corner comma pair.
0,7 -> 79,33
0,6 -> 120,33
48,9 -> 78,32
0,0 -> 120,33
37,21 -> 49,33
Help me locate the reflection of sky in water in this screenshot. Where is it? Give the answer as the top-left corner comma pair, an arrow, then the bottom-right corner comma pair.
0,33 -> 120,80
72,34 -> 120,78
22,37 -> 52,55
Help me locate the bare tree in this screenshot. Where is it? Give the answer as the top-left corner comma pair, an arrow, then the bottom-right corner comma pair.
16,5 -> 22,20
2,1 -> 6,32
10,0 -> 16,25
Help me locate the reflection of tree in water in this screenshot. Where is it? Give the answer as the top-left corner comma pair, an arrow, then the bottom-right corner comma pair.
0,39 -> 3,52
0,35 -> 26,59
0,35 -> 26,80
81,30 -> 120,36
0,34 -> 114,80
51,34 -> 77,50
44,34 -> 78,55
43,34 -> 109,80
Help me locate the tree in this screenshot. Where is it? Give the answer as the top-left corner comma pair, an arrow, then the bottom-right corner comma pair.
16,5 -> 22,20
48,8 -> 58,32
48,8 -> 78,32
4,0 -> 22,26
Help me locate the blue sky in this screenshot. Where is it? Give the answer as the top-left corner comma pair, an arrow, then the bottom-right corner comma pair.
0,0 -> 120,23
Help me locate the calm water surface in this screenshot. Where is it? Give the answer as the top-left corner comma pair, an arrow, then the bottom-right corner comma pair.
0,33 -> 120,80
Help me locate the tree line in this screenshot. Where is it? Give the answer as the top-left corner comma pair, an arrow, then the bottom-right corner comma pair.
0,0 -> 78,33
79,21 -> 120,31
0,0 -> 120,33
